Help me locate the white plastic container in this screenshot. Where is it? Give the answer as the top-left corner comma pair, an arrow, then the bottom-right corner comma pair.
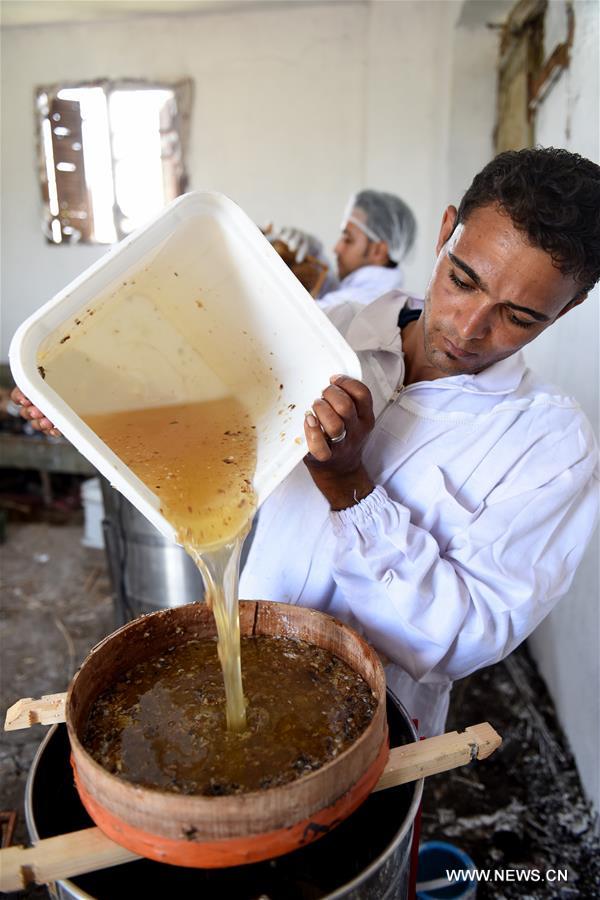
80,477 -> 104,549
9,192 -> 361,544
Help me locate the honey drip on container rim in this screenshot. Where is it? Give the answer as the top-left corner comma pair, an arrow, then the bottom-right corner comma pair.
84,398 -> 257,732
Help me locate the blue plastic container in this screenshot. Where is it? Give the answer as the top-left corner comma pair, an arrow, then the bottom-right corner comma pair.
416,841 -> 477,899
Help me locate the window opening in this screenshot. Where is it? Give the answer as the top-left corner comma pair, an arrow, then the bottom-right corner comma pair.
36,79 -> 192,245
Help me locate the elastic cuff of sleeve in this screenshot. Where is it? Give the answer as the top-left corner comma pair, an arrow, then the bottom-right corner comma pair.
331,484 -> 390,535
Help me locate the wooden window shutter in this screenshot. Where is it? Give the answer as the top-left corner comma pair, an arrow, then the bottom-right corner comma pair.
48,96 -> 93,243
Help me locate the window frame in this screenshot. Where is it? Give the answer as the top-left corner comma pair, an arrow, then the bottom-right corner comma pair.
35,77 -> 193,245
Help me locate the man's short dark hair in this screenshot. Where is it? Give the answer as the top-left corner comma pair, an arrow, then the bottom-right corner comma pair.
456,147 -> 600,294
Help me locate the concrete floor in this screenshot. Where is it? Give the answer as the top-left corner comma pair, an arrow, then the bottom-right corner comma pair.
1,524 -> 113,868
1,521 -> 599,898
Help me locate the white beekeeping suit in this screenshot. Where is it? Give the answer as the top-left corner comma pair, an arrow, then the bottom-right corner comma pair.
317,264 -> 405,312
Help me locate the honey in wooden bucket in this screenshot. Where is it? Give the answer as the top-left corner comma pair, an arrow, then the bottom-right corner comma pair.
66,602 -> 389,867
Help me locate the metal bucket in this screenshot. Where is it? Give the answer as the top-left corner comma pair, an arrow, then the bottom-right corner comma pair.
100,480 -> 258,623
26,691 -> 422,899
100,479 -> 205,622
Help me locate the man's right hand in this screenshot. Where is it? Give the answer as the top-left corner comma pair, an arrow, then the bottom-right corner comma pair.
11,387 -> 61,437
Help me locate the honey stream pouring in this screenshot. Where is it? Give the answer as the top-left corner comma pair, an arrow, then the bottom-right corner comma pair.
83,396 -> 258,732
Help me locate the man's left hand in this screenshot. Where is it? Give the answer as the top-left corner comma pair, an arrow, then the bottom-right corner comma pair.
303,375 -> 376,510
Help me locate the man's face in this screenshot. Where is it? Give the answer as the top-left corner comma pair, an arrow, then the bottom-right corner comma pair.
334,208 -> 384,280
422,204 -> 585,377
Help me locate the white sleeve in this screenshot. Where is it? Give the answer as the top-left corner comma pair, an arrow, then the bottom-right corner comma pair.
329,429 -> 599,685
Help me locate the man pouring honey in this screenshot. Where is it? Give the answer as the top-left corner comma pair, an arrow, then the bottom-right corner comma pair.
240,147 -> 600,737
13,147 -> 600,740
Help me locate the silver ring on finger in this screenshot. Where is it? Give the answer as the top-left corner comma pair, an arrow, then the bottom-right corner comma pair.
329,427 -> 347,445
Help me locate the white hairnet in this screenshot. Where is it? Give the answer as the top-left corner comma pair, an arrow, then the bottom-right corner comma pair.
342,190 -> 416,264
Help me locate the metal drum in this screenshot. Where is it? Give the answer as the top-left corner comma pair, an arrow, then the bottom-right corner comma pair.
100,480 -> 258,623
100,479 -> 205,621
26,692 -> 423,900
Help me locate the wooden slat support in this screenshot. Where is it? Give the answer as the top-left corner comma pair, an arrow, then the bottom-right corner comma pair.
0,827 -> 140,892
0,722 -> 501,891
4,693 -> 67,731
373,722 -> 501,793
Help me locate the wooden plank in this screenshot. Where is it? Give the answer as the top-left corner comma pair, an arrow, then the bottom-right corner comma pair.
4,693 -> 67,730
0,827 -> 140,892
373,722 -> 501,793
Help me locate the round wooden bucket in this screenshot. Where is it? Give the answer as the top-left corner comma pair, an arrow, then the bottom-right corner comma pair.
66,601 -> 389,868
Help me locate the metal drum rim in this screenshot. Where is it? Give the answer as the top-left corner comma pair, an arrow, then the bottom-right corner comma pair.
325,693 -> 423,900
26,703 -> 422,898
25,723 -> 95,900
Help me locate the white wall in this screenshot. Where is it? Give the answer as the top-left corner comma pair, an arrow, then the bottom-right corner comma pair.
1,0 -> 499,359
446,9 -> 502,203
364,0 -> 505,279
364,0 -> 456,283
525,0 -> 600,814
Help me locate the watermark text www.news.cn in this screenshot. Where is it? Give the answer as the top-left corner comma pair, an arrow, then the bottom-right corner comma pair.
446,868 -> 569,884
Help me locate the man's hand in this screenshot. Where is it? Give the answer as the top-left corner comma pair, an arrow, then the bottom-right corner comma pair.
10,387 -> 61,437
303,375 -> 375,511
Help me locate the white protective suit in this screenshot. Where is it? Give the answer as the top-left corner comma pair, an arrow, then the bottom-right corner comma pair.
317,265 -> 404,313
240,292 -> 600,737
